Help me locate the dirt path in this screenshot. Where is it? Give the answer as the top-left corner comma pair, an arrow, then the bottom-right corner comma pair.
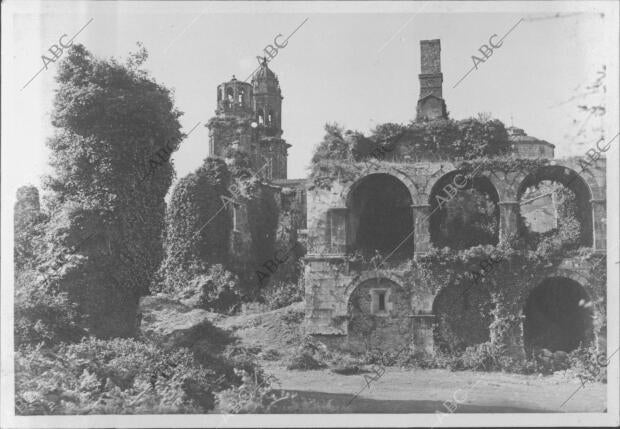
264,364 -> 606,413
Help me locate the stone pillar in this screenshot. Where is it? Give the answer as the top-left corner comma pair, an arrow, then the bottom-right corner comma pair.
499,201 -> 520,243
412,204 -> 431,255
591,199 -> 606,251
327,208 -> 348,254
489,302 -> 526,360
412,315 -> 435,356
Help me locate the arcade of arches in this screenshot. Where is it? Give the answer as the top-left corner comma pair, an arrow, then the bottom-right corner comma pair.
305,161 -> 606,359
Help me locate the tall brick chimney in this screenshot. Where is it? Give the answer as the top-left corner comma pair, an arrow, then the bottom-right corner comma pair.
416,39 -> 447,121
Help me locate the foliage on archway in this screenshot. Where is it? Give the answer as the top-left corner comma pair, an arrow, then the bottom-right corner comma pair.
429,172 -> 499,250
517,166 -> 592,250
433,282 -> 493,353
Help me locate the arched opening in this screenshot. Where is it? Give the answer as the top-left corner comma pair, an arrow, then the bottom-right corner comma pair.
347,277 -> 411,352
523,277 -> 593,354
257,109 -> 264,125
517,166 -> 592,248
432,282 -> 493,353
238,88 -> 245,104
429,171 -> 499,250
226,87 -> 234,103
268,109 -> 275,126
347,174 -> 413,260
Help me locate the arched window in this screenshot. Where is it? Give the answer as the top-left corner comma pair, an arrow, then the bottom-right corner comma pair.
226,87 -> 234,103
257,109 -> 264,125
268,110 -> 275,126
238,89 -> 245,104
517,166 -> 593,248
346,173 -> 413,258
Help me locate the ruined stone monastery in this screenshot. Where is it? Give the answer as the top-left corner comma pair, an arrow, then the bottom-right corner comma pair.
208,40 -> 607,359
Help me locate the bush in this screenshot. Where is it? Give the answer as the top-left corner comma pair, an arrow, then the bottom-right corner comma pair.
260,349 -> 282,361
330,355 -> 367,375
215,370 -> 291,413
174,264 -> 242,313
568,344 -> 607,383
286,337 -> 329,370
455,342 -> 503,371
14,271 -> 85,348
286,352 -> 325,370
15,338 -> 224,415
260,279 -> 303,310
222,345 -> 264,382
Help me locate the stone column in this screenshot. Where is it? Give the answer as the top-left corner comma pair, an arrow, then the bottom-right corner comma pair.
412,204 -> 431,255
499,201 -> 520,243
412,315 -> 435,356
591,199 -> 606,251
327,208 -> 348,254
489,301 -> 526,360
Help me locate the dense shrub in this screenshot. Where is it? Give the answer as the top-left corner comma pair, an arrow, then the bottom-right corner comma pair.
215,370 -> 290,413
15,338 -> 223,415
172,264 -> 242,313
286,337 -> 329,370
37,44 -> 183,337
310,117 -> 510,169
432,188 -> 499,250
260,279 -> 304,310
568,344 -> 608,382
286,352 -> 325,370
14,186 -> 46,272
14,271 -> 86,348
159,158 -> 232,294
260,349 -> 282,361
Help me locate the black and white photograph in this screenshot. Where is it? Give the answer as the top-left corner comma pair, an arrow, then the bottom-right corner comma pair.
1,1 -> 619,427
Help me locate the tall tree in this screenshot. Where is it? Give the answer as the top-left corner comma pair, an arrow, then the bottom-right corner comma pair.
42,43 -> 183,337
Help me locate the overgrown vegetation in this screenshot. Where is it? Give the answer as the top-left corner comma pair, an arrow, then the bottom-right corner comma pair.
13,44 -> 282,416
309,117 -> 511,189
32,43 -> 183,337
15,338 -> 223,414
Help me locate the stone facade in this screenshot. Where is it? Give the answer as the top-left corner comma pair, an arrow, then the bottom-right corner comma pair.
303,39 -> 607,359
208,59 -> 290,180
208,39 -> 607,359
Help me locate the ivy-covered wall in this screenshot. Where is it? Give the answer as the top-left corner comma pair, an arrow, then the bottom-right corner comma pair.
305,245 -> 606,358
304,124 -> 607,359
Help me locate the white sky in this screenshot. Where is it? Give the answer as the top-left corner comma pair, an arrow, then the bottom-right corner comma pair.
2,1 -> 619,208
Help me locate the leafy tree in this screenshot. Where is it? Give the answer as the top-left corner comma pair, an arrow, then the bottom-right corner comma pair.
159,157 -> 232,294
41,43 -> 183,337
310,123 -> 351,164
14,186 -> 45,271
434,189 -> 499,250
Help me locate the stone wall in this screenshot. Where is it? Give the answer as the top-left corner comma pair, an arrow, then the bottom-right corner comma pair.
304,157 -> 607,358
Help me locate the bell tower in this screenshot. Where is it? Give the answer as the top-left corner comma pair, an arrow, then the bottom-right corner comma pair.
251,58 -> 289,179
208,59 -> 290,180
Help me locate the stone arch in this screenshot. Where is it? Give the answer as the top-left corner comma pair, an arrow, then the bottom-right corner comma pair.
552,159 -> 605,200
343,167 -> 418,205
345,274 -> 412,352
225,87 -> 234,102
516,165 -> 593,247
345,173 -> 414,258
428,169 -> 500,249
522,276 -> 595,353
344,271 -> 405,303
